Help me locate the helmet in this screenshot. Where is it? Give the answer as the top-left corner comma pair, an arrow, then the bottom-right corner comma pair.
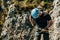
31,8 -> 40,19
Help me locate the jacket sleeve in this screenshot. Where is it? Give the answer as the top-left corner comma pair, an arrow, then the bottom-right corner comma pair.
47,14 -> 51,21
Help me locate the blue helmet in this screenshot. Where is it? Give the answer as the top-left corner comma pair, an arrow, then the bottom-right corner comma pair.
31,8 -> 40,19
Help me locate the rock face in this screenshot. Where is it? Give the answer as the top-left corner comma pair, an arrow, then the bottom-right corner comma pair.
1,0 -> 60,40
49,0 -> 60,40
1,4 -> 34,40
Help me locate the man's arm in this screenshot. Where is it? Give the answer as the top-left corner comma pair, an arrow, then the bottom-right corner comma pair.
41,19 -> 53,32
47,19 -> 53,28
29,16 -> 35,27
46,14 -> 53,29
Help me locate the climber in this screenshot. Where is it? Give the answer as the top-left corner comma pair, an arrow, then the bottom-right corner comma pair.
29,8 -> 53,40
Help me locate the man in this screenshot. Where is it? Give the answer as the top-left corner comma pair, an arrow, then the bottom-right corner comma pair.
29,8 -> 53,40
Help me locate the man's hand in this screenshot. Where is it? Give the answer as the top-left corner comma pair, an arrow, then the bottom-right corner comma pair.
41,29 -> 48,32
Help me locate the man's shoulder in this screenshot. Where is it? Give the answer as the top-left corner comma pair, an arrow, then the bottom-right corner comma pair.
43,12 -> 51,20
43,12 -> 49,16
